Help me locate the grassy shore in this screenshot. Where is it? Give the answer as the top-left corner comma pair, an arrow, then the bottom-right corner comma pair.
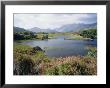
48,32 -> 69,37
14,43 -> 97,75
48,32 -> 92,40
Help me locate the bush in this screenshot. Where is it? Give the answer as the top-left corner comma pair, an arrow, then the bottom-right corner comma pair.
14,32 -> 36,40
71,62 -> 89,75
14,55 -> 38,75
58,63 -> 73,75
87,47 -> 97,58
80,29 -> 97,39
14,44 -> 49,75
45,66 -> 59,75
14,44 -> 33,55
44,57 -> 96,75
14,44 -> 96,75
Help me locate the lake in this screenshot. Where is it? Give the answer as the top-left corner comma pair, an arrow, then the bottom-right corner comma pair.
19,36 -> 97,57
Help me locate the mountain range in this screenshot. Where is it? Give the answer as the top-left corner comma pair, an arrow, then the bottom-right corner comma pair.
55,23 -> 97,32
28,27 -> 57,33
14,23 -> 97,33
14,27 -> 27,32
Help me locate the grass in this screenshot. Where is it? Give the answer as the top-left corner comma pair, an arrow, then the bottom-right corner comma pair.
65,35 -> 83,40
14,43 -> 50,75
48,32 -> 91,40
48,32 -> 71,38
64,34 -> 91,40
39,56 -> 96,75
14,43 -> 33,56
15,39 -> 37,43
14,43 -> 48,61
14,43 -> 97,75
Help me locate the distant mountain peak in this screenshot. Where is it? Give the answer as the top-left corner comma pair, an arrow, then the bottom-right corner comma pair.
55,23 -> 97,32
14,26 -> 27,32
14,23 -> 97,33
29,27 -> 57,33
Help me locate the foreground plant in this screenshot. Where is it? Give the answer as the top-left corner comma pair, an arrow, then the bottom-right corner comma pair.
14,44 -> 97,75
39,56 -> 97,75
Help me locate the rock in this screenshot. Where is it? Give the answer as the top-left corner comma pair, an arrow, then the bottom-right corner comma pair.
33,46 -> 43,52
30,46 -> 45,55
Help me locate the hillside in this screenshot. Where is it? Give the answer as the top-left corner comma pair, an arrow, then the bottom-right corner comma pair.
55,23 -> 97,32
29,27 -> 57,33
14,23 -> 97,33
14,27 -> 27,32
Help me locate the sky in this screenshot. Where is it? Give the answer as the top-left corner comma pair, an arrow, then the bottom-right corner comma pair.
14,13 -> 97,30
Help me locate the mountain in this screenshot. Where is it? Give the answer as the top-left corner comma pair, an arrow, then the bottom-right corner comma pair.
14,27 -> 27,32
55,23 -> 97,32
29,27 -> 57,33
14,23 -> 97,33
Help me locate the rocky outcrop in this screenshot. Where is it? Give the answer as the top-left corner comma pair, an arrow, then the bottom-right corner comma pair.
32,46 -> 43,52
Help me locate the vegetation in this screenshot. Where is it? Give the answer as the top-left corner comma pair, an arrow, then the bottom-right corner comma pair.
48,31 -> 96,40
14,29 -> 97,41
36,32 -> 48,40
80,29 -> 97,39
44,56 -> 96,75
14,43 -> 97,75
14,32 -> 48,40
14,44 -> 47,75
48,32 -> 69,37
14,32 -> 36,40
64,34 -> 86,40
14,55 -> 38,75
86,46 -> 97,58
14,29 -> 97,75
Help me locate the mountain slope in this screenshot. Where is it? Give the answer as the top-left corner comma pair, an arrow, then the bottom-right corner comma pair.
14,23 -> 97,33
29,27 -> 57,33
55,23 -> 97,32
14,27 -> 27,32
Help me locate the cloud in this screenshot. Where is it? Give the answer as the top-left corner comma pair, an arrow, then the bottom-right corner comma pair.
14,13 -> 97,30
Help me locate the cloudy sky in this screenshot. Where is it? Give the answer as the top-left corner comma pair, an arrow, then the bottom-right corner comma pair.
14,13 -> 97,30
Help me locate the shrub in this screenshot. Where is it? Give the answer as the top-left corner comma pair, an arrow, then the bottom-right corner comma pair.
44,56 -> 96,75
14,44 -> 96,75
58,63 -> 73,75
14,44 -> 33,55
14,55 -> 38,75
71,62 -> 89,75
45,66 -> 59,75
87,47 -> 97,58
14,31 -> 36,40
80,29 -> 97,39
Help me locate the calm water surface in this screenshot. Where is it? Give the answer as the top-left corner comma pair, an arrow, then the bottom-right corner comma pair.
19,36 -> 97,57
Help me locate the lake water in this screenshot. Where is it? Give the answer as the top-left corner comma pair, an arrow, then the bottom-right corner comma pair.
19,36 -> 97,57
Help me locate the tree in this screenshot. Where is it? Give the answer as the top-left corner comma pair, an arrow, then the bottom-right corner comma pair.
14,33 -> 24,40
80,29 -> 97,39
